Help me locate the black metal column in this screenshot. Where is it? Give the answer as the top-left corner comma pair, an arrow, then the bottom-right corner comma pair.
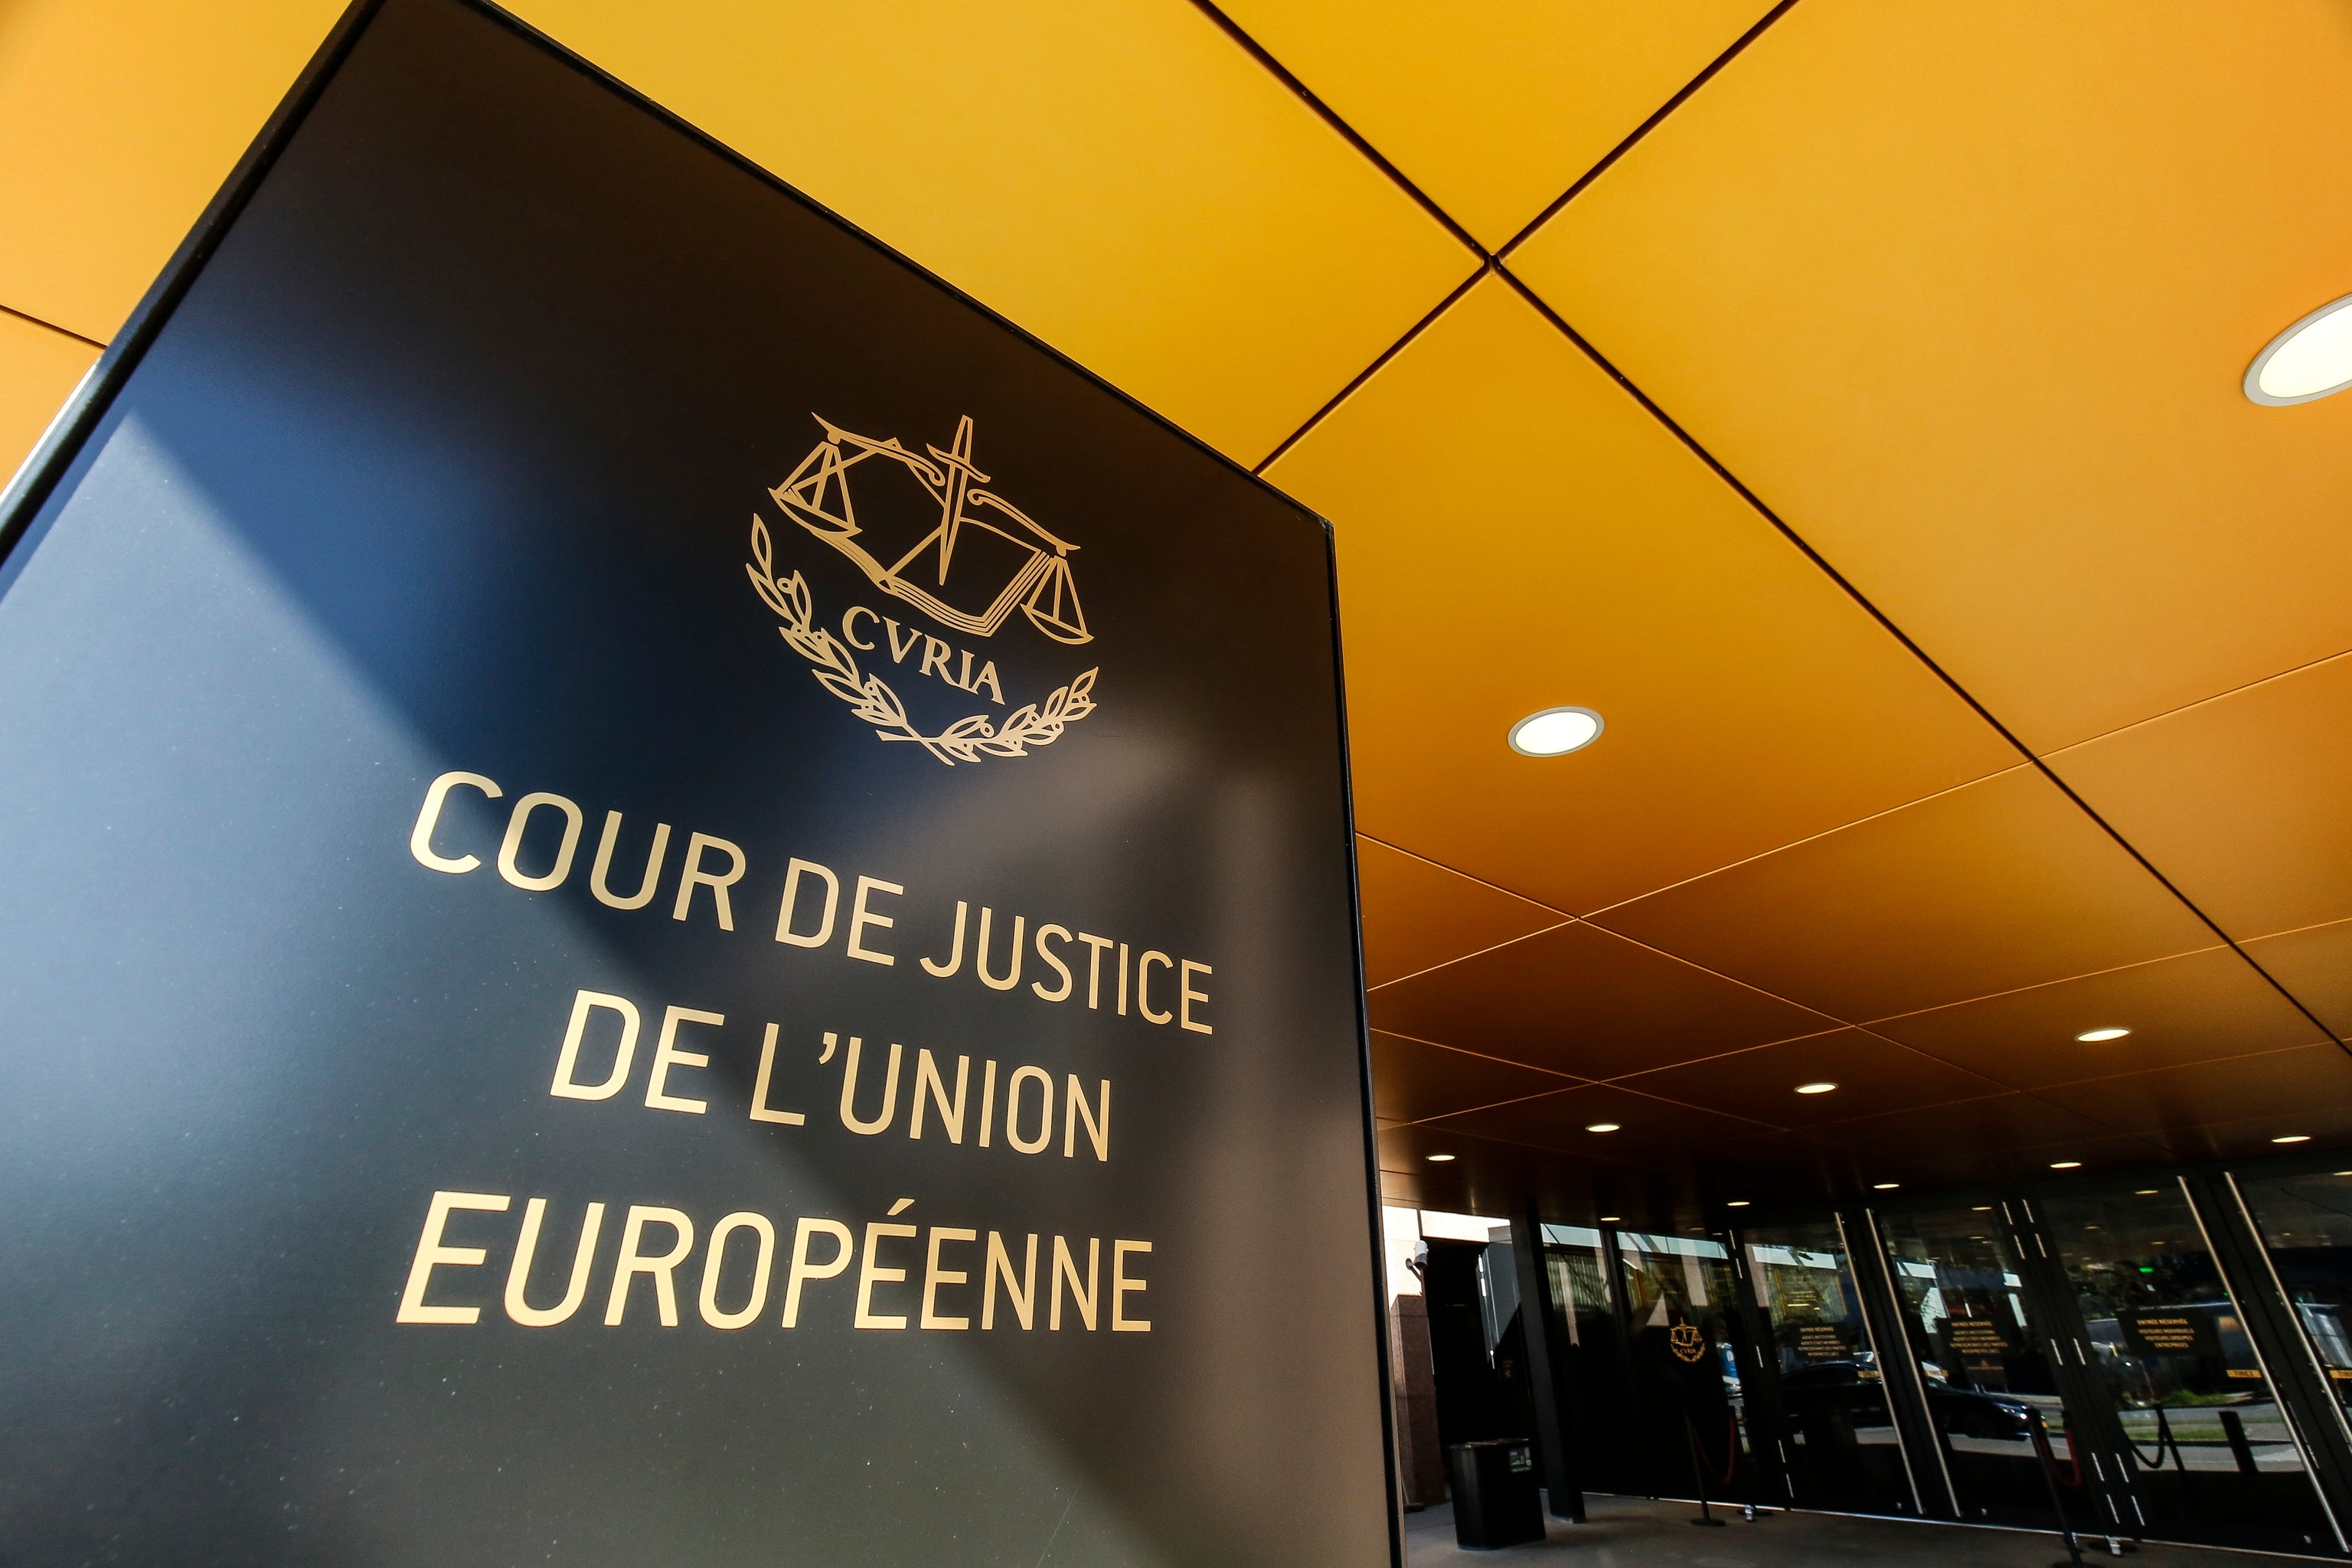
1510,1208 -> 1585,1522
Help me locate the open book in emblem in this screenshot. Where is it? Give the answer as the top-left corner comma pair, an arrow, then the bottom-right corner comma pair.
772,414 -> 1090,645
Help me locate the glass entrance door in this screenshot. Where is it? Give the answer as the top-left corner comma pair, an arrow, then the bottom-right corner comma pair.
1874,1203 -> 2068,1527
2235,1168 -> 2352,1436
2043,1183 -> 2340,1557
1740,1220 -> 1916,1515
1534,1224 -> 1642,1497
1615,1229 -> 1747,1507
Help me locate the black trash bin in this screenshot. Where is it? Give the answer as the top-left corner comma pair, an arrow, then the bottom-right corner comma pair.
1446,1439 -> 1545,1550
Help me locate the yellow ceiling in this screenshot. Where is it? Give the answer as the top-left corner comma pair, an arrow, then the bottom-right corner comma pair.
1511,0 -> 2352,754
506,0 -> 1472,465
1268,273 -> 2013,913
0,0 -> 345,344
4,0 -> 2348,1214
1210,0 -> 1780,250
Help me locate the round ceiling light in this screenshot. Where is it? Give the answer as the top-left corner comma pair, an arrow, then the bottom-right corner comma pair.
2075,1027 -> 2131,1043
1600,1215 -> 1622,1223
1726,1200 -> 1750,1208
2275,1134 -> 2312,1145
1872,1181 -> 1900,1191
1509,707 -> 1604,757
1795,1081 -> 1838,1096
1426,1152 -> 1455,1162
2247,294 -> 2352,405
1585,1122 -> 1621,1134
2051,1160 -> 2083,1170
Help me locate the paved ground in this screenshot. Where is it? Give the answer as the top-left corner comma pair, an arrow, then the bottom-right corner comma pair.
1403,1494 -> 2310,1566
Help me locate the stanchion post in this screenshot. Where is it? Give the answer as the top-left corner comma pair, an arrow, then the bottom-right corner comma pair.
2029,1408 -> 2086,1567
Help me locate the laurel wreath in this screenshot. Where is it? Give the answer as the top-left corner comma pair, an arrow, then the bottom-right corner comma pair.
746,515 -> 1096,766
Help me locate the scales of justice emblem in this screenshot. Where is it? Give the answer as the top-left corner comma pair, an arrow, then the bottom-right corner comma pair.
744,413 -> 1097,764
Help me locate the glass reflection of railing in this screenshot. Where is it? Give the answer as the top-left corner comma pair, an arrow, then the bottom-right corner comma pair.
2117,1400 -> 2305,1473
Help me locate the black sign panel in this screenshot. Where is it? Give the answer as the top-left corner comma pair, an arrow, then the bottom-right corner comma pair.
0,2 -> 1388,1563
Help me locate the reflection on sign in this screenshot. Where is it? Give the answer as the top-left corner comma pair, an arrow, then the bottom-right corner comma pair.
1797,1325 -> 1847,1360
1946,1318 -> 2009,1357
2118,1305 -> 2224,1362
2133,1316 -> 2199,1352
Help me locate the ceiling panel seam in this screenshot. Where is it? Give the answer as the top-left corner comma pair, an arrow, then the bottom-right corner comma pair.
1365,920 -> 1577,994
1857,942 -> 2235,1028
0,301 -> 104,351
1576,763 -> 2029,923
1373,1027 -> 1589,1083
1829,1023 -> 2255,1143
1594,1024 -> 1911,1083
1210,0 -> 1805,472
1491,263 -> 2352,1061
1357,828 -> 1576,918
1490,0 -> 1803,263
2013,1040 -> 2335,1100
1256,261 -> 1487,474
1187,0 -> 1483,255
1377,910 -> 1852,1031
2040,643 -> 2352,762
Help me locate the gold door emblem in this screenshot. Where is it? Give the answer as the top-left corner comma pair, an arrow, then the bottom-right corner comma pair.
745,414 -> 1098,765
1669,1323 -> 1707,1364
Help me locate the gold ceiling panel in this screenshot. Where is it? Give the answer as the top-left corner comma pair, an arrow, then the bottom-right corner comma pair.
1868,943 -> 2324,1090
2243,920 -> 2352,1041
1822,1092 -> 2132,1164
2048,652 -> 2352,940
1214,0 -> 1781,249
1270,275 -> 2011,914
1619,1030 -> 2007,1130
0,312 -> 96,479
2150,1105 -> 2352,1165
1369,1031 -> 1571,1126
1592,766 -> 2218,1023
2035,1044 -> 2352,1146
1512,0 -> 2352,752
1421,1082 -> 1771,1166
0,0 -> 345,342
1357,836 -> 1562,988
512,0 -> 1472,464
1852,1133 -> 2172,1193
1367,919 -> 1836,1081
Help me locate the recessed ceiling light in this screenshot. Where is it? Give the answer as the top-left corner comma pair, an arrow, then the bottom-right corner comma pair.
2247,293 -> 2352,405
1508,706 -> 1604,757
2275,1134 -> 2312,1145
2051,1161 -> 2083,1170
2075,1027 -> 2131,1043
1585,1122 -> 1621,1134
1872,1182 -> 1900,1191
1600,1215 -> 1622,1223
1426,1152 -> 1455,1162
1971,1206 -> 1992,1212
1726,1200 -> 1750,1208
1795,1081 -> 1838,1096
2136,1189 -> 2161,1195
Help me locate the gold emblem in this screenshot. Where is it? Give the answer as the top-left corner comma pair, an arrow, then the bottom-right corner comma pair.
746,414 -> 1098,765
1669,1323 -> 1707,1364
